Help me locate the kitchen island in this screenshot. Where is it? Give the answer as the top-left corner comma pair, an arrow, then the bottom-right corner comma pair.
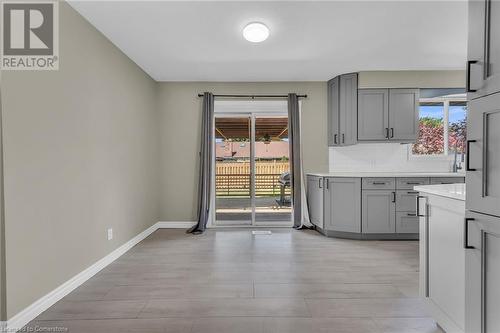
415,183 -> 466,333
306,172 -> 465,240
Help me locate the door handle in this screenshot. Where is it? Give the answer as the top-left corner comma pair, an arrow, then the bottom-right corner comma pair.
385,128 -> 389,139
466,60 -> 478,93
416,195 -> 426,217
326,179 -> 329,190
466,139 -> 477,171
334,134 -> 338,145
390,128 -> 394,138
392,192 -> 396,203
342,133 -> 345,144
464,218 -> 475,249
318,178 -> 322,189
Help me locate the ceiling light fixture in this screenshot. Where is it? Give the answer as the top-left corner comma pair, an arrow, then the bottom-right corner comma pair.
243,22 -> 269,43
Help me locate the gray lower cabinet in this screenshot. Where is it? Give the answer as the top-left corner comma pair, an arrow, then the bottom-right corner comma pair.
396,212 -> 419,234
358,89 -> 389,141
466,92 -> 500,218
465,211 -> 500,333
306,176 -> 324,230
362,190 -> 396,234
324,178 -> 361,233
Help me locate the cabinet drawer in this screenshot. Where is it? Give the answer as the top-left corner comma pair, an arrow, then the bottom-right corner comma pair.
430,177 -> 465,185
362,178 -> 395,190
396,190 -> 419,212
396,212 -> 419,234
396,177 -> 430,190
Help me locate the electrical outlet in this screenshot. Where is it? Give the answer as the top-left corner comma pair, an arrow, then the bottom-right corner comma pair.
107,228 -> 113,241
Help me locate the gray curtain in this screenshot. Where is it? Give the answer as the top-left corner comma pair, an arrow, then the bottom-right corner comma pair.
288,93 -> 312,229
189,92 -> 214,234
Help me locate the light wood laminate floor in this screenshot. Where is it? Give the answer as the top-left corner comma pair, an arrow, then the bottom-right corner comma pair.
25,228 -> 442,333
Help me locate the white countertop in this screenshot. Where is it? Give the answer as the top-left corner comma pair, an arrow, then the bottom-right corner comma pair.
307,172 -> 466,178
414,183 -> 466,201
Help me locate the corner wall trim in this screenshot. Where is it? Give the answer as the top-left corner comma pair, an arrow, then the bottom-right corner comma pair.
6,222 -> 159,332
157,221 -> 196,229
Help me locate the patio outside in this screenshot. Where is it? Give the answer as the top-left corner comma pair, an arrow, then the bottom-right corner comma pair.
215,117 -> 292,224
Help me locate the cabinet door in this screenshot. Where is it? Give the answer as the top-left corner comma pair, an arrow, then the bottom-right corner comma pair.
327,77 -> 340,146
306,176 -> 324,230
325,177 -> 361,233
362,190 -> 396,233
466,93 -> 500,217
396,190 -> 419,212
338,73 -> 358,145
465,212 -> 500,333
358,89 -> 389,141
468,0 -> 500,99
396,212 -> 419,234
388,89 -> 419,142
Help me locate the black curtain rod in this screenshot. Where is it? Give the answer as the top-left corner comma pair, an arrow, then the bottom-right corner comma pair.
197,94 -> 307,99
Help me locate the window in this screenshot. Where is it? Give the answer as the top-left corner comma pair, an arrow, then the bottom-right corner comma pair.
411,95 -> 467,157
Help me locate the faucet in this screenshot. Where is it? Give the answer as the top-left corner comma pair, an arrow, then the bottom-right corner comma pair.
452,142 -> 463,173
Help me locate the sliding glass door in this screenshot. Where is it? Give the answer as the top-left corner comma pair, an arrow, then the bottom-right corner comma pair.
214,112 -> 292,226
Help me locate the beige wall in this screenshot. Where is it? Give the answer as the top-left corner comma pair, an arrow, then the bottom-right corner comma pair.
157,82 -> 328,221
1,3 -> 159,318
358,70 -> 465,88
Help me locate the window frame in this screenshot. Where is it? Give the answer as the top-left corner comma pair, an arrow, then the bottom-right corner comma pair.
408,94 -> 467,161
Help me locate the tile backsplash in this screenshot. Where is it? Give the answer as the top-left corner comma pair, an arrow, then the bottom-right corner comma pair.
329,143 -> 457,173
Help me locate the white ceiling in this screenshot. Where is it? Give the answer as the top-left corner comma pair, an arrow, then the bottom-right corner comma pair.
68,1 -> 467,82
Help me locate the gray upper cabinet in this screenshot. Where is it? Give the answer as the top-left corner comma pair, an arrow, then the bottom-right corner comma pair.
327,77 -> 340,146
325,178 -> 361,233
362,189 -> 396,233
306,175 -> 324,230
466,93 -> 500,218
388,89 -> 419,142
358,89 -> 389,141
357,88 -> 419,143
339,74 -> 358,145
465,211 -> 500,333
328,74 -> 358,146
468,0 -> 500,99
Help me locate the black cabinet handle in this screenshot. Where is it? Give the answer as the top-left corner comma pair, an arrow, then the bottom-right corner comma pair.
416,195 -> 426,217
407,213 -> 417,217
326,179 -> 329,190
407,191 -> 419,194
318,178 -> 322,189
372,182 -> 386,185
334,134 -> 338,145
467,60 -> 478,93
466,140 -> 477,171
390,128 -> 394,138
406,182 -> 420,185
385,128 -> 389,139
342,133 -> 345,144
464,218 -> 475,249
392,192 -> 396,203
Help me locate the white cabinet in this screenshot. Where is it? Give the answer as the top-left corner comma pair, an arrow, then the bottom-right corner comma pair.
419,193 -> 466,333
468,0 -> 500,99
466,93 -> 500,218
465,211 -> 500,333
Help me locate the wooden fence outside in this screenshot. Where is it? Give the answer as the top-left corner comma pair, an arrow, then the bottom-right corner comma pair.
216,161 -> 290,197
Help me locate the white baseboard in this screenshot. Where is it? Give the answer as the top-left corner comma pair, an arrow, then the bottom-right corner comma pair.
157,221 -> 196,229
6,223 -> 159,332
